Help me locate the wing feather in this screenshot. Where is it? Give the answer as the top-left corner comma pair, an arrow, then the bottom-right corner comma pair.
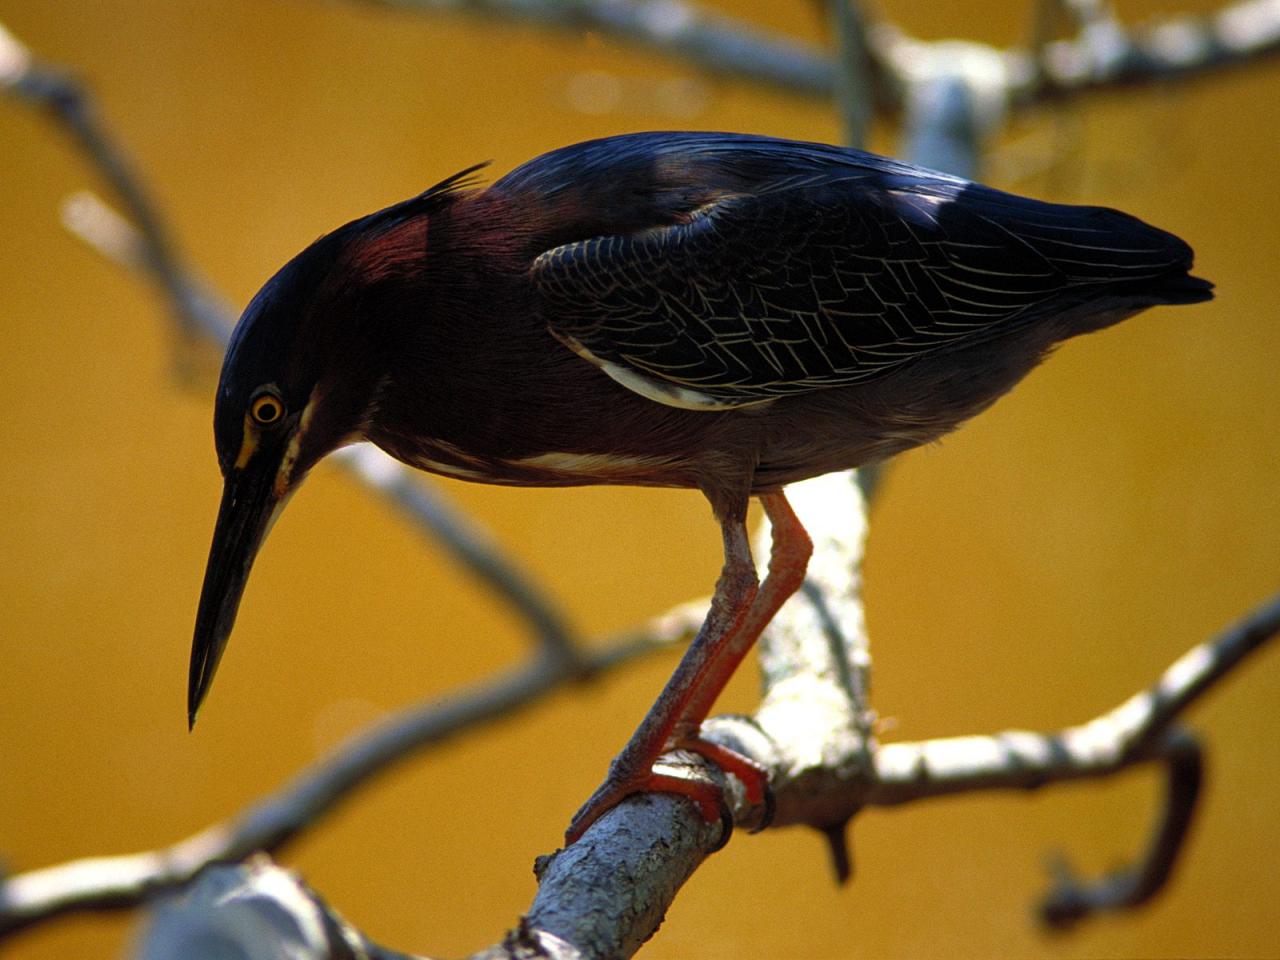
526,136 -> 1199,408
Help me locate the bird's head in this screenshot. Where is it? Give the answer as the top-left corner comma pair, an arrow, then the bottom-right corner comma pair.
188,164 -> 486,726
188,236 -> 377,728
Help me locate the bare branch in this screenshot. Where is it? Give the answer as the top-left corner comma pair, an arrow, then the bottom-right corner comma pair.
513,588 -> 1280,955
751,472 -> 874,833
1011,0 -> 1280,103
826,0 -> 875,149
523,790 -> 719,960
0,25 -> 224,349
140,812 -> 719,960
112,579 -> 1278,957
135,858 -> 417,960
362,0 -> 1280,111
360,0 -> 836,96
0,606 -> 697,940
1027,0 -> 1126,93
1040,727 -> 1203,928
868,591 -> 1280,805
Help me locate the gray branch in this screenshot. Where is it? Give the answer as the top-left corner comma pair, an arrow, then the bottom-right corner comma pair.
1005,0 -> 1280,103
0,606 -> 703,940
359,0 -> 836,95
363,0 -> 1280,110
1040,727 -> 1202,928
827,0 -> 875,149
124,508 -> 1280,958
136,859 -> 416,960
868,590 -> 1280,806
464,579 -> 1280,959
1,31 -> 582,668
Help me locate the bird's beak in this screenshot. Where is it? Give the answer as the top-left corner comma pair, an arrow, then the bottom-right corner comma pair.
189,445 -> 289,728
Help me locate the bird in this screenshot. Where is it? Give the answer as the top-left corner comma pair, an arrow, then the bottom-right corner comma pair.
190,131 -> 1212,846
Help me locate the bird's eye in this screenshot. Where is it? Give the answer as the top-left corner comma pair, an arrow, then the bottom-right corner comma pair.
249,389 -> 284,426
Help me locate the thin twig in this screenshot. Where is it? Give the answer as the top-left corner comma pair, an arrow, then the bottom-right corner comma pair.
826,0 -> 874,149
1,25 -> 222,348
1040,726 -> 1203,927
365,0 -> 1280,112
57,190 -> 233,349
360,0 -> 837,96
867,591 -> 1280,805
0,607 -> 696,939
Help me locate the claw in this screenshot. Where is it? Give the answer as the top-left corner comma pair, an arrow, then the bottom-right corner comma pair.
709,794 -> 734,853
565,738 -> 771,847
565,769 -> 725,845
748,782 -> 776,834
673,735 -> 770,807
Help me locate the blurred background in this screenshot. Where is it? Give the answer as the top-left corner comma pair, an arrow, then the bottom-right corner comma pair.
1,2 -> 1277,957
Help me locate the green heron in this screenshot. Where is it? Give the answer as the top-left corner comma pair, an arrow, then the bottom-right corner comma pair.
191,131 -> 1212,845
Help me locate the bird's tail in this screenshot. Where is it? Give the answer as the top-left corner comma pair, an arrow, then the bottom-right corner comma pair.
1045,266 -> 1213,341
1148,270 -> 1215,306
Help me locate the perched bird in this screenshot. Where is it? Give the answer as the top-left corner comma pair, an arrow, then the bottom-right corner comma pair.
191,131 -> 1212,845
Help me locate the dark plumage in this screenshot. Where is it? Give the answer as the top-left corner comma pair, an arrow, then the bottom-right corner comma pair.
191,132 -> 1212,844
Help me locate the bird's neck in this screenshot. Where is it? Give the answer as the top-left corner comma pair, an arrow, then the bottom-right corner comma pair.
360,194 -> 550,446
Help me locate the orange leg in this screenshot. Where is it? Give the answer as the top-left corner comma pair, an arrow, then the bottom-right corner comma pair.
675,492 -> 813,727
564,491 -> 813,845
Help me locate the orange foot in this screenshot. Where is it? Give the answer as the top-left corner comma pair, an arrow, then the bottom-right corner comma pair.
564,737 -> 773,850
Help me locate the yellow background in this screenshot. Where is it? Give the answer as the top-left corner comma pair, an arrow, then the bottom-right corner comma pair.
2,2 -> 1277,957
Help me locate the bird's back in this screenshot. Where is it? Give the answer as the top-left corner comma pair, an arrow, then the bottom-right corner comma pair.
491,132 -> 1211,414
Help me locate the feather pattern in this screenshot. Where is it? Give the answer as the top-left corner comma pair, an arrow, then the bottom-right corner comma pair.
524,133 -> 1210,408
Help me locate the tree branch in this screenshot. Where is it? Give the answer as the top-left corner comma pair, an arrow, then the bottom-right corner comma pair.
112,580 -> 1278,959
135,858 -> 416,960
2,35 -> 582,668
0,604 -> 705,940
827,0 -> 874,149
360,0 -> 1280,111
359,0 -> 836,96
1040,727 -> 1203,928
484,585 -> 1280,959
1006,0 -> 1280,103
867,591 -> 1280,806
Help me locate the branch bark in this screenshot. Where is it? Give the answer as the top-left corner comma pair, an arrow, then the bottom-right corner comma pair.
361,0 -> 1280,109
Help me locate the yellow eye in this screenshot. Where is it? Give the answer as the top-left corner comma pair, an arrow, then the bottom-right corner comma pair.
250,390 -> 284,426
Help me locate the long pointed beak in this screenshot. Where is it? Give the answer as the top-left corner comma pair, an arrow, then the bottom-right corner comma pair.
189,454 -> 284,727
